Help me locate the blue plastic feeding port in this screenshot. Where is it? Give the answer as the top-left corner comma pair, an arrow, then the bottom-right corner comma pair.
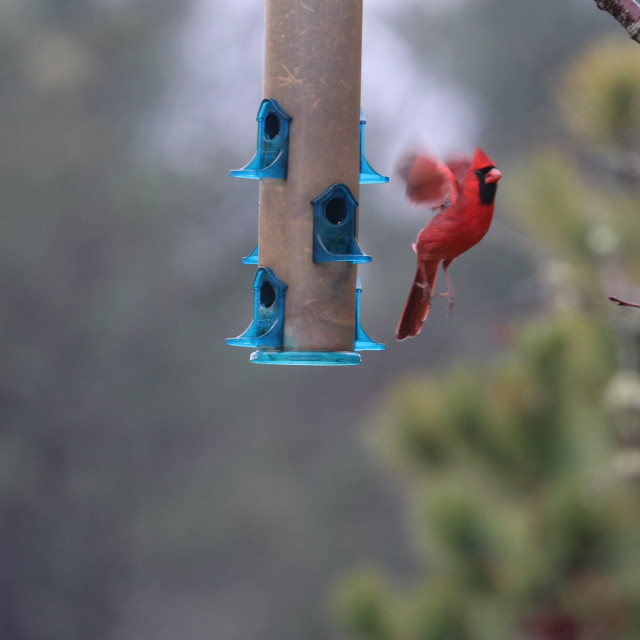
230,99 -> 292,180
312,183 -> 371,264
226,267 -> 287,348
359,109 -> 389,185
354,277 -> 385,351
242,244 -> 259,265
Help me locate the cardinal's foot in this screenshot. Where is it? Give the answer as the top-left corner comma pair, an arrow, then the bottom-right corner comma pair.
435,291 -> 455,316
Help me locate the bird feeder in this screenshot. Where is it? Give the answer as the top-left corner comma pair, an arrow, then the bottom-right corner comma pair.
227,0 -> 386,365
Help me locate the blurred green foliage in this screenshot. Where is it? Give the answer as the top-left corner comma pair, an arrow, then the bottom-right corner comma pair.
559,38 -> 640,149
337,316 -> 640,639
508,38 -> 640,303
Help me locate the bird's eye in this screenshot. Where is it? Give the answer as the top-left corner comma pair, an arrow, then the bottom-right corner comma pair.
475,169 -> 483,177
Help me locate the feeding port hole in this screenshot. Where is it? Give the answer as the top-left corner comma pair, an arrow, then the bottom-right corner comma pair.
263,112 -> 280,141
260,280 -> 276,308
325,197 -> 347,226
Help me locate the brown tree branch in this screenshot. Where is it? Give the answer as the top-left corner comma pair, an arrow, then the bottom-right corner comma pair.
594,0 -> 640,43
609,295 -> 640,308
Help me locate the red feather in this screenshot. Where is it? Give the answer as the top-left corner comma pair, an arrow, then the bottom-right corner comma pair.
396,146 -> 501,341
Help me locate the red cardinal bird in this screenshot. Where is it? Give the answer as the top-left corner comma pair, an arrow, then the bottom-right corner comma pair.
396,146 -> 501,341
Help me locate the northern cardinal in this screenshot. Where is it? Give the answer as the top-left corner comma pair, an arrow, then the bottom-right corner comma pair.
396,146 -> 501,341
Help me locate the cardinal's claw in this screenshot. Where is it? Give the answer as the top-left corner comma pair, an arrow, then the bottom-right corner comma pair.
435,291 -> 455,316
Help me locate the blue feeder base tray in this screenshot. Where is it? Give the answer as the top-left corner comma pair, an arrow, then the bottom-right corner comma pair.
249,350 -> 361,366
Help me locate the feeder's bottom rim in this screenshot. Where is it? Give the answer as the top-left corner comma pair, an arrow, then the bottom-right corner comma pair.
250,350 -> 361,366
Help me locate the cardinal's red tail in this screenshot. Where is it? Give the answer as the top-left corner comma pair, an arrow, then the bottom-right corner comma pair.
396,260 -> 439,341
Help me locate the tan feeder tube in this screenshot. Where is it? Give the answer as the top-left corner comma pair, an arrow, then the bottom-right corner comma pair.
259,0 -> 363,354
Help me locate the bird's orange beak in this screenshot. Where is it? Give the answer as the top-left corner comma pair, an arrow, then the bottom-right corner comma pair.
485,167 -> 502,184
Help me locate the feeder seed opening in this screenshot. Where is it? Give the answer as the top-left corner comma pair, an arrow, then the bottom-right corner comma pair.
325,196 -> 347,226
263,112 -> 280,141
260,280 -> 276,308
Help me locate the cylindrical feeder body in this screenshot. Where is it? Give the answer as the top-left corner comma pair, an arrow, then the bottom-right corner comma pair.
259,0 -> 363,352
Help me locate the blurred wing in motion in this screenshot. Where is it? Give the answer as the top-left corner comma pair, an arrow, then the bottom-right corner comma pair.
396,151 -> 470,209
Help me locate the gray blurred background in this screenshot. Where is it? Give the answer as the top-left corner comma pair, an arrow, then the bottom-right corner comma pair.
0,1 -> 622,639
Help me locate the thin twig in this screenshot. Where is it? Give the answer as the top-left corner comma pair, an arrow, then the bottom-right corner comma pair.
593,0 -> 640,43
609,295 -> 640,308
